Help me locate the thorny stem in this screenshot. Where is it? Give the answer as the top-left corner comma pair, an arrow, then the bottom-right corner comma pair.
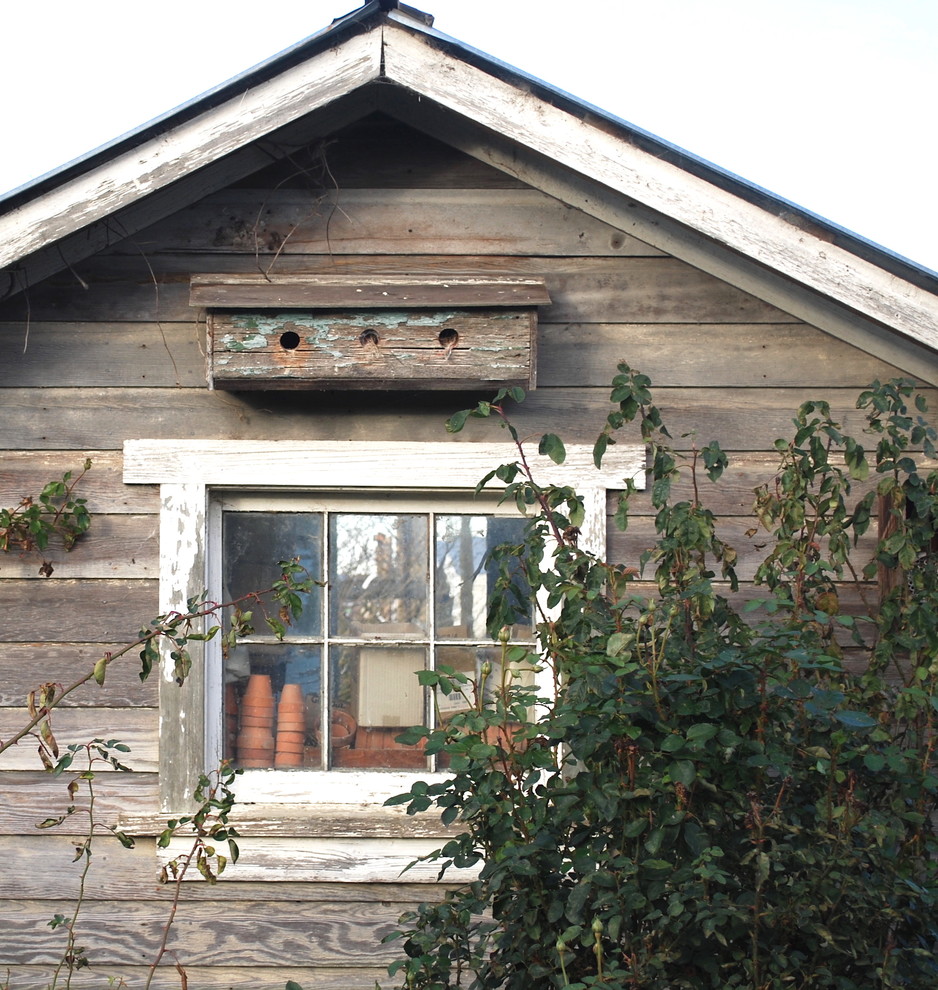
0,578 -> 311,760
491,404 -> 570,550
51,759 -> 98,990
143,780 -> 223,990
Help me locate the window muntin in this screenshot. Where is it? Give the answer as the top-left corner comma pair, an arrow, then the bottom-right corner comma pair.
214,492 -> 533,775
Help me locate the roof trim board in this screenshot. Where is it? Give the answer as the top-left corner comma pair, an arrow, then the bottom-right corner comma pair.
0,30 -> 382,270
1,6 -> 936,377
378,88 -> 938,384
381,24 -> 938,356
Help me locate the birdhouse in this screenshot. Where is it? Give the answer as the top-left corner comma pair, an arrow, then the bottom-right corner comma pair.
192,274 -> 549,390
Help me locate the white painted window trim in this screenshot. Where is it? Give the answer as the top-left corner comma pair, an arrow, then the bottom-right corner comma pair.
123,439 -> 644,821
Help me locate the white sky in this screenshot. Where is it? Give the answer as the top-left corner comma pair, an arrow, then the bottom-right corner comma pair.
4,0 -> 936,271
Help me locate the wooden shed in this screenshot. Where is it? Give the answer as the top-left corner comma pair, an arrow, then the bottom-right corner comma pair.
2,1 -> 938,986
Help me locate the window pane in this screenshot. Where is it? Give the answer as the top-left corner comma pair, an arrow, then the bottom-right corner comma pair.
330,514 -> 428,637
225,643 -> 322,769
223,511 -> 322,637
331,645 -> 426,769
435,515 -> 532,639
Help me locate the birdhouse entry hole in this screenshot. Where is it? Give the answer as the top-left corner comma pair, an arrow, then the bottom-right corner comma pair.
438,328 -> 459,348
359,329 -> 380,347
279,330 -> 301,350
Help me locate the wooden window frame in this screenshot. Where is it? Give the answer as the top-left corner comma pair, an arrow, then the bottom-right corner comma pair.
123,440 -> 643,824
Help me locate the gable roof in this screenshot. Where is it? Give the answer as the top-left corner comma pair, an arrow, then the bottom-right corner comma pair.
3,0 -> 937,382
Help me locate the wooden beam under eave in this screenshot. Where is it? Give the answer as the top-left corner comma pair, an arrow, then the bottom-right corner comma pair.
378,87 -> 938,386
381,23 -> 938,362
0,31 -> 383,271
189,274 -> 551,308
0,88 -> 381,302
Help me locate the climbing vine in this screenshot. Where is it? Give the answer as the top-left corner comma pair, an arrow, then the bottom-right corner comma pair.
384,372 -> 938,990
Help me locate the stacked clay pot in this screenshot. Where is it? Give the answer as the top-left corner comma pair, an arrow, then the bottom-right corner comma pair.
224,683 -> 239,760
275,683 -> 306,768
237,673 -> 275,767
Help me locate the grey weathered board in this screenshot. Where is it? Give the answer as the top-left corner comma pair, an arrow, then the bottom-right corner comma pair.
209,308 -> 537,389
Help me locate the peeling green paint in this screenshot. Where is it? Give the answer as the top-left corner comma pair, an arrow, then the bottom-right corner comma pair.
222,332 -> 269,351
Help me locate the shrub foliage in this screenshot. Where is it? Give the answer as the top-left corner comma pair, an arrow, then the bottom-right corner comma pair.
385,371 -> 938,990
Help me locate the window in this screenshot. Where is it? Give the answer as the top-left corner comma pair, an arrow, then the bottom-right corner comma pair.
123,440 -> 643,815
217,492 -> 534,775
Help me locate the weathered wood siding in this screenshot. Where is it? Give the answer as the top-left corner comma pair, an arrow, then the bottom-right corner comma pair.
0,116 -> 924,987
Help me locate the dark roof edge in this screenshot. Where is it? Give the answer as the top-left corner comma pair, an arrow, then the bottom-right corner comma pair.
407,17 -> 938,295
3,2 -> 934,296
0,2 -> 392,213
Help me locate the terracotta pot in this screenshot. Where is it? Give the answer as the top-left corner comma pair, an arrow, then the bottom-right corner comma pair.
276,729 -> 306,745
330,709 -> 357,749
240,713 -> 274,727
280,683 -> 304,706
237,728 -> 274,752
242,674 -> 273,705
238,757 -> 272,768
277,703 -> 306,717
276,717 -> 305,732
274,752 -> 303,768
275,745 -> 305,759
240,702 -> 275,718
237,746 -> 275,760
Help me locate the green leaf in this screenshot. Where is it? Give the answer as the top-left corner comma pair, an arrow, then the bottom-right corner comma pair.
445,409 -> 470,434
668,760 -> 696,787
606,632 -> 631,657
833,710 -> 877,730
686,723 -> 719,744
538,433 -> 566,465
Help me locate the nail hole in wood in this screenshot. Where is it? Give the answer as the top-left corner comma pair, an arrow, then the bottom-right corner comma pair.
359,328 -> 380,347
279,330 -> 301,350
438,328 -> 459,348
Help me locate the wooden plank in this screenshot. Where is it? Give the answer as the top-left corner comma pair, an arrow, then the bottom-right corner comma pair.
1,967 -> 392,990
0,897 -> 422,967
208,308 -> 536,390
0,836 -> 461,900
121,802 -> 456,841
380,89 -> 938,386
609,451 -> 914,519
0,450 -> 157,512
0,771 -> 158,834
0,578 -> 157,641
0,323 -> 204,387
0,386 -> 922,452
0,321 -> 902,392
192,273 -> 551,308
0,707 -> 157,771
1,89 -> 380,304
537,322 -> 906,388
0,256 -> 792,324
239,114 -> 528,190
0,643 -> 158,707
0,514 -> 157,578
0,835 -> 465,903
608,514 -> 879,584
122,440 -> 643,492
132,189 -> 659,258
382,25 -> 938,353
156,835 -> 477,884
0,32 -> 383,267
0,772 -> 454,841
